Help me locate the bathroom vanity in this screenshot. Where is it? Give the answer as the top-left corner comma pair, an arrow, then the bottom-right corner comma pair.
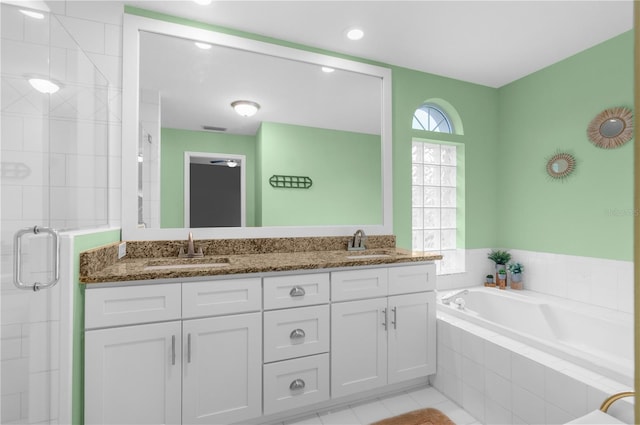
80,237 -> 440,424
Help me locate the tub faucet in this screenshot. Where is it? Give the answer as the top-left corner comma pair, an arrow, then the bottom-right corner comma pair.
178,232 -> 204,258
348,229 -> 367,251
441,289 -> 469,305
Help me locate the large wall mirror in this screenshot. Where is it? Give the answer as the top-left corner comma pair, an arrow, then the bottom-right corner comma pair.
122,14 -> 392,240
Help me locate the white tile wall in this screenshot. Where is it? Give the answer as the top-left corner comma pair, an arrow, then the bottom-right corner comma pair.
434,315 -> 635,425
438,248 -> 633,314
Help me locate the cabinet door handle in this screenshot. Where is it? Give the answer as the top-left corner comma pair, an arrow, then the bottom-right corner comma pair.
171,335 -> 176,365
381,308 -> 388,330
289,286 -> 306,297
289,379 -> 306,391
187,333 -> 192,363
392,307 -> 397,329
290,329 -> 306,340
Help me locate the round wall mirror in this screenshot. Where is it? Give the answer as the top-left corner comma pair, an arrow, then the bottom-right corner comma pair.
546,152 -> 576,180
587,106 -> 633,149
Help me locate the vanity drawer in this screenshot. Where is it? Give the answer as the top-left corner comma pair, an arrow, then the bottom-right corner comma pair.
263,305 -> 329,363
331,268 -> 388,301
263,353 -> 329,416
263,273 -> 329,310
388,264 -> 436,295
182,278 -> 261,318
85,283 -> 181,329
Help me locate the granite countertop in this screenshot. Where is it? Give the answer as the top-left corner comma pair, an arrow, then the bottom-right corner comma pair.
79,236 -> 442,284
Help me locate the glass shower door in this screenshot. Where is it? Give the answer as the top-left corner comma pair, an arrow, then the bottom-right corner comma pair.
1,3 -> 111,423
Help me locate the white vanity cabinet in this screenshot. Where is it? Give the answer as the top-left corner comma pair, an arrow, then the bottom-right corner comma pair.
84,263 -> 436,424
84,278 -> 262,425
330,264 -> 436,398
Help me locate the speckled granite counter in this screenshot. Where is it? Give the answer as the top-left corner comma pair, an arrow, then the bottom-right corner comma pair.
80,236 -> 442,284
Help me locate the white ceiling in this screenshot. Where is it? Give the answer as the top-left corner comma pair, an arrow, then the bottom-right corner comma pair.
128,0 -> 634,88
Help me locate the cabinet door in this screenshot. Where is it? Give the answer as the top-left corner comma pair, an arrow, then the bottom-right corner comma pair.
387,292 -> 436,384
182,313 -> 262,424
85,322 -> 182,425
331,298 -> 388,398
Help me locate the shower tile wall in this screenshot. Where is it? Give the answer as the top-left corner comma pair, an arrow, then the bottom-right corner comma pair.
1,2 -> 122,423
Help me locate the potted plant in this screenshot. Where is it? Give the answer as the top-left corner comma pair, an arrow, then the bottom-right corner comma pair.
497,268 -> 507,280
485,274 -> 495,286
508,262 -> 524,289
488,249 -> 511,279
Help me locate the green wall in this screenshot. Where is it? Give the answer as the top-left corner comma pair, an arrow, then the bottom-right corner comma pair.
497,31 -> 633,261
258,122 -> 381,226
72,230 -> 121,425
160,128 -> 256,227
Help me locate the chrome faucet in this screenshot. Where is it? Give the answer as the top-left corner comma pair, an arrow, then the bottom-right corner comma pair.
441,289 -> 469,305
348,229 -> 367,251
178,232 -> 204,258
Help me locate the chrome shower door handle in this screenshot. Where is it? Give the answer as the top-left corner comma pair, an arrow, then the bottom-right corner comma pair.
13,225 -> 60,291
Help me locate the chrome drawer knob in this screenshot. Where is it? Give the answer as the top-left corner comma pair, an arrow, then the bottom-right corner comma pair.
289,379 -> 305,391
290,329 -> 306,340
289,286 -> 306,297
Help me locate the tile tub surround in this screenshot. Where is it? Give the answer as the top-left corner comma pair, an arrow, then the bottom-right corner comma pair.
433,314 -> 634,425
79,235 -> 443,283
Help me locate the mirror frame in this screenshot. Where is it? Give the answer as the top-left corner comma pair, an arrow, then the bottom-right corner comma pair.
546,152 -> 576,180
122,14 -> 393,240
586,106 -> 633,149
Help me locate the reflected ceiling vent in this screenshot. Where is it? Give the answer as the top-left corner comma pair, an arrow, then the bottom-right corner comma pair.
202,125 -> 227,132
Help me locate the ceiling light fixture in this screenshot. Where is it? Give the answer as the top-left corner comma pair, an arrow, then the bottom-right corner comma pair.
20,9 -> 45,19
231,100 -> 260,117
194,42 -> 212,50
346,28 -> 364,41
28,77 -> 60,94
321,66 -> 335,73
193,0 -> 212,5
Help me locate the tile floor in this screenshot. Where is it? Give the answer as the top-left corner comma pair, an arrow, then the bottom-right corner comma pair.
281,385 -> 480,425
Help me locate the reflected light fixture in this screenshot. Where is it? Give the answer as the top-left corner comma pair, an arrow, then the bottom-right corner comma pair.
28,77 -> 60,94
194,42 -> 212,50
346,28 -> 364,40
321,66 -> 335,73
226,160 -> 238,168
20,9 -> 45,19
231,100 -> 260,117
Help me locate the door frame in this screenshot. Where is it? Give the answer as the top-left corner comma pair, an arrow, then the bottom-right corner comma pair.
184,151 -> 246,228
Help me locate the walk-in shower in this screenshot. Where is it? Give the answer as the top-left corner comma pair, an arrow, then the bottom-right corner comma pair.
1,3 -> 112,423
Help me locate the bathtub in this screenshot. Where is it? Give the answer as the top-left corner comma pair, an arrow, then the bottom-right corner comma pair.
436,287 -> 633,386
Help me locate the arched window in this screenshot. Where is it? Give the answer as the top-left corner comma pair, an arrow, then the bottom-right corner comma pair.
412,103 -> 454,133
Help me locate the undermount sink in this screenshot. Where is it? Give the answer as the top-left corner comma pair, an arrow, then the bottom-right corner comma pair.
345,254 -> 392,260
144,257 -> 230,271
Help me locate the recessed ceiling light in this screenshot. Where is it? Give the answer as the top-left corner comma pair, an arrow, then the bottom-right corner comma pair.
321,66 -> 335,73
194,42 -> 212,50
20,9 -> 45,19
346,28 -> 364,41
28,77 -> 60,94
193,0 -> 212,5
231,100 -> 260,117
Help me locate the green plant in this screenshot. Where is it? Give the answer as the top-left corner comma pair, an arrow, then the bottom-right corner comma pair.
486,274 -> 494,279
508,262 -> 524,274
488,249 -> 511,265
497,269 -> 506,276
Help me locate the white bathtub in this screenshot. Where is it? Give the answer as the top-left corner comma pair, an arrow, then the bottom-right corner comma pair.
437,287 -> 633,386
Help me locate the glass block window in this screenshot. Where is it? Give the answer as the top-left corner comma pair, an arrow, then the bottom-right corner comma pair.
412,141 -> 464,274
412,104 -> 454,133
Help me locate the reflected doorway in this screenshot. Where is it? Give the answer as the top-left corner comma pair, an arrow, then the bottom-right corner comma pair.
184,152 -> 246,227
